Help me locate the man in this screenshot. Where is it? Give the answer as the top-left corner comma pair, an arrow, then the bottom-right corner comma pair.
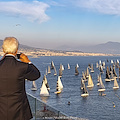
0,37 -> 40,120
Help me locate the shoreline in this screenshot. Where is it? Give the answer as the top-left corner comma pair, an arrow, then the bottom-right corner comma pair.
0,50 -> 120,57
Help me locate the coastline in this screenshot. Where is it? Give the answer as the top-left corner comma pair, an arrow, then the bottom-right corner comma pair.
0,49 -> 120,57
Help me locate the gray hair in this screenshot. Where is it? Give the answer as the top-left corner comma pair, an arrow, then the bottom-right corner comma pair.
2,37 -> 19,54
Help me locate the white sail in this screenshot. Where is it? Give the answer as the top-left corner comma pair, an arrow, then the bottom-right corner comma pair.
54,66 -> 57,76
96,62 -> 99,68
86,67 -> 89,78
31,81 -> 37,91
40,81 -> 49,96
90,64 -> 94,73
62,65 -> 64,71
98,74 -> 105,92
87,74 -> 94,88
51,61 -> 54,69
76,63 -> 79,68
46,68 -> 47,75
55,76 -> 63,94
57,76 -> 63,89
111,60 -> 114,64
48,66 -> 51,74
113,77 -> 119,89
68,63 -> 70,69
43,75 -> 50,90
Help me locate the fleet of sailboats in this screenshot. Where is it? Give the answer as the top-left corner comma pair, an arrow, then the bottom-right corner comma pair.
30,59 -> 120,98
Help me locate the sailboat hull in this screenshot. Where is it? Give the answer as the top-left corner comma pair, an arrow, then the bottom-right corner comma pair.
31,88 -> 37,91
98,89 -> 105,92
40,94 -> 50,97
113,86 -> 119,89
81,93 -> 89,97
87,85 -> 94,88
105,79 -> 111,82
54,90 -> 62,94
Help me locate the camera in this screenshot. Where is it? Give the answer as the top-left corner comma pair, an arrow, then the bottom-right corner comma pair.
16,53 -> 22,59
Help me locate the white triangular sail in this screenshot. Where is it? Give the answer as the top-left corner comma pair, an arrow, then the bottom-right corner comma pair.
87,74 -> 94,88
40,81 -> 49,96
98,74 -> 105,92
48,66 -> 51,74
57,76 -> 63,90
31,81 -> 37,91
62,65 -> 64,71
43,75 -> 50,90
76,63 -> 79,68
51,61 -> 54,69
54,66 -> 57,76
68,63 -> 70,69
86,67 -> 89,78
55,76 -> 63,94
113,77 -> 119,89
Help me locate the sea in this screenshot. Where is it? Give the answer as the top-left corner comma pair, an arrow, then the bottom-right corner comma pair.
2,55 -> 120,120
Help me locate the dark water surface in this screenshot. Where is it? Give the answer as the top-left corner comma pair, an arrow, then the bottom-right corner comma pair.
26,56 -> 120,120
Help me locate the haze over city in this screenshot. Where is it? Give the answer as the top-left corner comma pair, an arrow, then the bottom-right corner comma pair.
0,0 -> 120,49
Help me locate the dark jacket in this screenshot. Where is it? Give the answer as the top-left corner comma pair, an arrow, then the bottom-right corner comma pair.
0,55 -> 40,120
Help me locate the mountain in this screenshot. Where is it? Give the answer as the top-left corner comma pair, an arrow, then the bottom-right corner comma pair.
79,41 -> 120,54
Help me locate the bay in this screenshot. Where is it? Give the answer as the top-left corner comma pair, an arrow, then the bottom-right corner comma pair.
25,56 -> 120,120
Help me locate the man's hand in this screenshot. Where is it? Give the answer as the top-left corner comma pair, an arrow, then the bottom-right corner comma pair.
19,53 -> 31,63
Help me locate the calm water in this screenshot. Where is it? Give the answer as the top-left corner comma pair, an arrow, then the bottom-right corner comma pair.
25,56 -> 120,120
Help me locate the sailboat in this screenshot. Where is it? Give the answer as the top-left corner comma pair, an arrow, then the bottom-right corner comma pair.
51,61 -> 54,69
55,76 -> 63,94
59,64 -> 63,77
105,66 -> 111,82
86,67 -> 89,78
113,77 -> 119,89
47,66 -> 51,74
81,82 -> 89,97
90,64 -> 94,73
46,68 -> 47,76
81,78 -> 84,90
113,66 -> 117,78
40,81 -> 50,96
99,65 -> 104,73
62,65 -> 64,71
87,74 -> 94,88
75,66 -> 79,76
96,62 -> 99,68
68,63 -> 70,69
54,66 -> 57,76
97,74 -> 100,86
82,71 -> 87,82
76,63 -> 79,68
31,81 -> 37,91
98,74 -> 105,92
43,75 -> 50,91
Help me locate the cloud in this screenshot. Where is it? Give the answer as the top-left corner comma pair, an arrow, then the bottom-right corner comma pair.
0,0 -> 50,23
71,0 -> 120,15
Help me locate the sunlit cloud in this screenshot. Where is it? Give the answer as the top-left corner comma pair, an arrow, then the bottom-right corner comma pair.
70,0 -> 120,15
0,0 -> 50,23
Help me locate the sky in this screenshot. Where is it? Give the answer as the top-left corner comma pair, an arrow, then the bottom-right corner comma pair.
0,0 -> 120,49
